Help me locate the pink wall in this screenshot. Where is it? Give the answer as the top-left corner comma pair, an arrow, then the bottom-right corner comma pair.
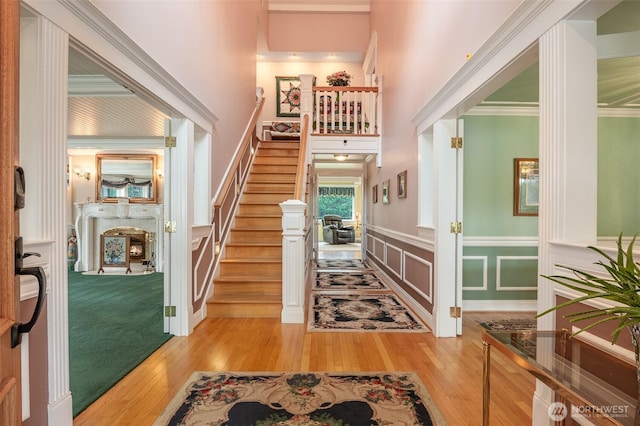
268,12 -> 370,52
366,0 -> 522,235
93,0 -> 264,186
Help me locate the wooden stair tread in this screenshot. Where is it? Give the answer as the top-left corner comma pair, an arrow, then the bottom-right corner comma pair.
220,258 -> 282,263
214,276 -> 281,282
208,295 -> 281,303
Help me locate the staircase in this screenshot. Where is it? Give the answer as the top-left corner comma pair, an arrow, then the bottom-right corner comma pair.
206,140 -> 300,318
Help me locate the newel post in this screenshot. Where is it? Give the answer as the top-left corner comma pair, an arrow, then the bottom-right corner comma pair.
279,199 -> 307,323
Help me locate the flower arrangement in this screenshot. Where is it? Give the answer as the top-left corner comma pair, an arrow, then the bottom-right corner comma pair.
326,70 -> 351,87
104,237 -> 124,264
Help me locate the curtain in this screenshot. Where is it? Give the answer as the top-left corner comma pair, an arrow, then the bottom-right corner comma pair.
319,187 -> 354,197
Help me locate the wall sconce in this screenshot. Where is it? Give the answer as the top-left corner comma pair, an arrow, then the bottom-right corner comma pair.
156,169 -> 164,179
333,154 -> 349,161
74,168 -> 91,180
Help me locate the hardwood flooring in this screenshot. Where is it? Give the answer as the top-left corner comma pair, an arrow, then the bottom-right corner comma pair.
73,251 -> 536,425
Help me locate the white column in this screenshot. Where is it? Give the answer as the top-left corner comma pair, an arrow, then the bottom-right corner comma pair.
431,119 -> 459,337
279,200 -> 307,323
535,19 -> 598,425
166,118 -> 195,336
20,15 -> 73,425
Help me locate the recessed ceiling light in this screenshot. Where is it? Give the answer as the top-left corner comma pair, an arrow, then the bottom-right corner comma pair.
289,53 -> 299,60
333,154 -> 348,161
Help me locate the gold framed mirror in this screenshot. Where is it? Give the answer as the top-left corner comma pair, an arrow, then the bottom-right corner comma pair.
96,154 -> 157,203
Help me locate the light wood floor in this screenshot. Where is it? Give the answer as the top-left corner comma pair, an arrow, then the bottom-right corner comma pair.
74,253 -> 537,425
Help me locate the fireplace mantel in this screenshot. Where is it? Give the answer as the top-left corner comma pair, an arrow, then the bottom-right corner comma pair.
73,202 -> 164,272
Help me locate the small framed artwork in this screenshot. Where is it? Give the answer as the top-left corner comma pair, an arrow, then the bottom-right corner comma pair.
514,158 -> 539,216
397,170 -> 407,199
276,76 -> 301,117
382,179 -> 390,204
372,184 -> 378,203
98,234 -> 131,274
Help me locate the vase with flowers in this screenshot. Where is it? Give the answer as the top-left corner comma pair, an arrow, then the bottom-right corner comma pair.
327,70 -> 351,87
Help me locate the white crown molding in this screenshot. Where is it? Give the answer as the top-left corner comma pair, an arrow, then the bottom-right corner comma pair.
466,104 -> 640,117
268,0 -> 370,13
68,75 -> 134,97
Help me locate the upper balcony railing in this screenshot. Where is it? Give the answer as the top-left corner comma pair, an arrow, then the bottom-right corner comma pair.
311,86 -> 379,136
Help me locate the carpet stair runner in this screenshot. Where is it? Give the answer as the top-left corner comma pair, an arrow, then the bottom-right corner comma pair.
206,140 -> 300,318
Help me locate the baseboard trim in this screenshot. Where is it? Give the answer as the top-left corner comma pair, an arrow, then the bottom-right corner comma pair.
463,299 -> 536,311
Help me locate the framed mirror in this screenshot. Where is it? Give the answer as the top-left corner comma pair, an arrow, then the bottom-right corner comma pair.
96,154 -> 157,203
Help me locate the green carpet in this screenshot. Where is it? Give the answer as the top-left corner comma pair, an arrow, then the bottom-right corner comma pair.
68,271 -> 172,417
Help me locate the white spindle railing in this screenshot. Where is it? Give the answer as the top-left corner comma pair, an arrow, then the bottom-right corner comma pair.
312,86 -> 379,136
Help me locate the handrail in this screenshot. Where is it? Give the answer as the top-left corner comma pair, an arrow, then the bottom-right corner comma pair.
192,95 -> 264,313
294,113 -> 309,201
214,96 -> 265,212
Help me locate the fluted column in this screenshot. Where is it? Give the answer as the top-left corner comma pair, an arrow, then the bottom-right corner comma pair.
20,15 -> 73,425
535,19 -> 598,423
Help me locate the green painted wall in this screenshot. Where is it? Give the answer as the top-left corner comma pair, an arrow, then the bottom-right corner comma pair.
597,117 -> 640,237
460,114 -> 640,302
463,246 -> 538,300
462,115 -> 539,236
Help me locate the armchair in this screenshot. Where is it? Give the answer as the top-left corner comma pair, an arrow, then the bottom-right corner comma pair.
322,214 -> 355,244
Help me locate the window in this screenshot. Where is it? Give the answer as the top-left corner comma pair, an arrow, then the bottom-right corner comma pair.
318,186 -> 355,220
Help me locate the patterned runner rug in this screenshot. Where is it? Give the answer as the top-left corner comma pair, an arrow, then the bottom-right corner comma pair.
313,271 -> 389,291
317,259 -> 368,270
477,318 -> 536,331
308,293 -> 428,332
154,371 -> 447,425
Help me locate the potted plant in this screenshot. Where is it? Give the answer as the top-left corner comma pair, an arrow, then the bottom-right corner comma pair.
537,233 -> 640,423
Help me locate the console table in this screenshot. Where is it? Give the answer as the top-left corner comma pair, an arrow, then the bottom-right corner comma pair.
482,329 -> 636,425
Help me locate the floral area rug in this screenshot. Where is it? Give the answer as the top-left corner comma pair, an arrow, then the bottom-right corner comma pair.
316,259 -> 368,270
313,271 -> 389,291
154,371 -> 447,426
477,318 -> 536,331
308,293 -> 428,332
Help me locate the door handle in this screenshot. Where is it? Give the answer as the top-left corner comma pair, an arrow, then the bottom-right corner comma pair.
12,237 -> 47,348
12,266 -> 46,348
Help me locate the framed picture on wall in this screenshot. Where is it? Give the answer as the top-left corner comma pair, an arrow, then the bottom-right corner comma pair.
513,158 -> 539,216
372,184 -> 378,203
382,179 -> 390,204
276,76 -> 301,117
397,170 -> 407,199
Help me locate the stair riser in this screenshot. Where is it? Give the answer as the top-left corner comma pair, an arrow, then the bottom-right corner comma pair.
220,262 -> 281,276
206,303 -> 281,318
242,193 -> 292,203
248,174 -> 296,183
258,148 -> 299,157
225,245 -> 282,258
252,164 -> 297,174
260,141 -> 299,149
245,183 -> 295,192
213,281 -> 282,296
235,216 -> 281,228
238,204 -> 283,215
230,230 -> 281,243
254,157 -> 298,166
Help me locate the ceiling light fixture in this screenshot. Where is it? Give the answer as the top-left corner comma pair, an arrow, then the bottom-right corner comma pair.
333,154 -> 348,161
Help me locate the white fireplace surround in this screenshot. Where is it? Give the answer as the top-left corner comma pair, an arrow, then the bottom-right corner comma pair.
74,202 -> 164,272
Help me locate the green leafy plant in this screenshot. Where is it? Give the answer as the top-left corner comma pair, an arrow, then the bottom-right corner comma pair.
537,233 -> 640,344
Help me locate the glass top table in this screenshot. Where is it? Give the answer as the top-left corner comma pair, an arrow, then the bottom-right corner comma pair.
482,329 -> 637,425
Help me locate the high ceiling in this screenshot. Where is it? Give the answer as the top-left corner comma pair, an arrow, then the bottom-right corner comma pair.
65,0 -> 639,144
